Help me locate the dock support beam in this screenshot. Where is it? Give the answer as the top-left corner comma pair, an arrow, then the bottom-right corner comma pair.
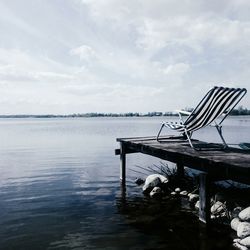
176,163 -> 184,178
120,142 -> 126,188
199,173 -> 211,224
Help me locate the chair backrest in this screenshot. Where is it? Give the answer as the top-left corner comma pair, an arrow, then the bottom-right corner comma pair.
184,86 -> 247,132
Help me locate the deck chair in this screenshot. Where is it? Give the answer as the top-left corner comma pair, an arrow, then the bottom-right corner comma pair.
156,86 -> 247,149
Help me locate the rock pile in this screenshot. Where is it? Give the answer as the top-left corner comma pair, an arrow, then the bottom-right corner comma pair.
141,174 -> 169,196
170,187 -> 200,204
231,206 -> 250,249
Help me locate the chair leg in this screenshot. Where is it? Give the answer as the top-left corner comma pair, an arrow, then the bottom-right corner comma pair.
215,125 -> 228,149
184,129 -> 195,149
156,123 -> 164,141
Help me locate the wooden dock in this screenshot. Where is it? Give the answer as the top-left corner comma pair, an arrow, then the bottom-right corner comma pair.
115,136 -> 250,224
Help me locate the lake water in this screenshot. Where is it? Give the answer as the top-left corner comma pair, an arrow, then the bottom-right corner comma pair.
0,116 -> 250,250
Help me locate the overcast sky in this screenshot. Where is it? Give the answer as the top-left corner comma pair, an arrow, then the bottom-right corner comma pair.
0,0 -> 250,114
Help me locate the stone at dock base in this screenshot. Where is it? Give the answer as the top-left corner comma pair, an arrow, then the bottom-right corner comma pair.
188,194 -> 199,203
175,187 -> 181,193
233,242 -> 249,250
180,190 -> 188,196
240,236 -> 250,248
142,174 -> 168,193
135,178 -> 145,186
211,201 -> 225,215
150,187 -> 162,198
231,218 -> 241,231
239,207 -> 250,222
195,200 -> 200,210
237,222 -> 250,238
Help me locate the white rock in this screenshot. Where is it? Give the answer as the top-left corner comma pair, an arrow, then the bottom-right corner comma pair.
211,201 -> 225,215
231,218 -> 241,231
240,236 -> 250,248
239,207 -> 250,222
189,194 -> 199,203
180,190 -> 188,196
150,187 -> 162,198
233,238 -> 241,243
195,200 -> 200,210
188,192 -> 198,197
237,222 -> 250,238
171,191 -> 176,196
142,174 -> 168,193
233,242 -> 249,250
155,174 -> 168,183
175,187 -> 181,193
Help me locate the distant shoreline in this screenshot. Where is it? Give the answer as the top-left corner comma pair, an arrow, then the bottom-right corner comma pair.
0,113 -> 177,118
1,110 -> 250,119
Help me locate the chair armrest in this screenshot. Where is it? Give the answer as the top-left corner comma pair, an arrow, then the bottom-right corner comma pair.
175,110 -> 192,116
175,109 -> 192,124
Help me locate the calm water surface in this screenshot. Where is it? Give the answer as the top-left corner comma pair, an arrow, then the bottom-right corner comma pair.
0,117 -> 250,250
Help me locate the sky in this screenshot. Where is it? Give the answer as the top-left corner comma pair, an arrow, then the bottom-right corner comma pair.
0,0 -> 250,114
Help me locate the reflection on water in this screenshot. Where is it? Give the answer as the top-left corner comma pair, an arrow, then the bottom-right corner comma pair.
0,117 -> 249,249
116,192 -> 235,250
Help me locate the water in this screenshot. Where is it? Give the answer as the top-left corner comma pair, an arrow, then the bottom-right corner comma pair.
0,116 -> 250,250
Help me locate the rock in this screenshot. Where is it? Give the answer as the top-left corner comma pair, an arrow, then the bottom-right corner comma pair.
189,194 -> 199,203
150,187 -> 162,198
231,218 -> 241,231
239,207 -> 250,222
171,191 -> 176,196
233,238 -> 241,243
231,207 -> 243,219
142,176 -> 161,193
180,190 -> 188,196
211,201 -> 225,215
175,187 -> 181,193
188,192 -> 198,197
237,222 -> 250,238
195,200 -> 200,210
135,178 -> 144,186
233,242 -> 249,250
240,236 -> 250,248
142,174 -> 168,193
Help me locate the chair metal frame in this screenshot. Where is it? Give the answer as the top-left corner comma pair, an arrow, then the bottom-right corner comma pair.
156,86 -> 247,149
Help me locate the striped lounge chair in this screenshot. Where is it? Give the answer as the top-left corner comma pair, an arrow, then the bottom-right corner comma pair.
156,86 -> 247,149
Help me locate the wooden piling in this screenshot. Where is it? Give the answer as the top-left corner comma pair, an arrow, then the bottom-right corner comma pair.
120,142 -> 126,188
176,162 -> 184,178
199,173 -> 211,224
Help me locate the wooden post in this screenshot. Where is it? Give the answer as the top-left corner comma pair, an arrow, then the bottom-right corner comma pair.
176,163 -> 184,178
120,142 -> 126,188
199,173 -> 211,224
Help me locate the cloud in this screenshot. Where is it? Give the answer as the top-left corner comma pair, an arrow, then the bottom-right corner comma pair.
0,0 -> 250,114
162,63 -> 190,75
70,45 -> 98,62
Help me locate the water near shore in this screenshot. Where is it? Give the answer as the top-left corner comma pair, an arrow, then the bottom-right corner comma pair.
0,116 -> 250,250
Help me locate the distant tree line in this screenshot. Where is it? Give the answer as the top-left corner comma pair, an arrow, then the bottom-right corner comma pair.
229,106 -> 250,115
0,106 -> 249,118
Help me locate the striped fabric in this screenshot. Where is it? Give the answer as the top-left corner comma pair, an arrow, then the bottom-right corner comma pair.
164,86 -> 247,133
